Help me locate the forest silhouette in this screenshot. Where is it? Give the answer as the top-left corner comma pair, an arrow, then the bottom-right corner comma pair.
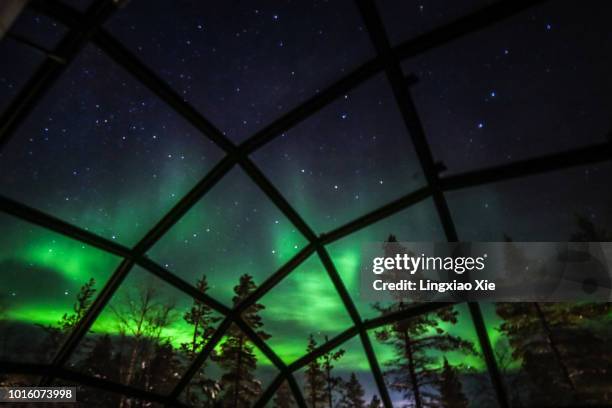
1,217 -> 611,407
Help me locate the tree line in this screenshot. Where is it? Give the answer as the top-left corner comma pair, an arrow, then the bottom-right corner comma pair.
1,216 -> 610,407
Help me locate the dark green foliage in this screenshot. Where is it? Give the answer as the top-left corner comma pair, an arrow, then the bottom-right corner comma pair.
373,237 -> 476,408
437,358 -> 468,408
181,275 -> 222,405
338,372 -> 366,408
78,335 -> 121,406
147,340 -> 181,391
41,278 -> 97,360
321,335 -> 345,408
273,381 -> 296,408
497,224 -> 612,406
304,335 -> 327,408
80,334 -> 117,380
217,274 -> 270,408
367,395 -> 382,408
59,278 -> 97,331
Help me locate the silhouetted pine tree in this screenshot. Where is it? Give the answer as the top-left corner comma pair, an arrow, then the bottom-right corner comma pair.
373,236 -> 476,408
80,334 -> 117,380
321,335 -> 345,408
367,395 -> 382,408
218,274 -> 269,408
437,358 -> 468,408
338,372 -> 366,408
273,381 -> 296,408
496,221 -> 612,406
148,339 -> 181,391
60,278 -> 97,330
77,334 -> 121,406
304,335 -> 327,408
181,275 -> 221,405
41,278 -> 97,360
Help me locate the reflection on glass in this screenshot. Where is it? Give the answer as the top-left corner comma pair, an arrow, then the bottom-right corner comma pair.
446,163 -> 612,242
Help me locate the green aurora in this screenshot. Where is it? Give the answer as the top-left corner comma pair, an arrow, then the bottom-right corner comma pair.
0,199 -> 503,374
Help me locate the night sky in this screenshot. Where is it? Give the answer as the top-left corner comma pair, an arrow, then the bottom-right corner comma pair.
1,0 -> 611,405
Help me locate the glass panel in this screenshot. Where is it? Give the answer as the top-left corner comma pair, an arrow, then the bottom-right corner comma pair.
0,44 -> 224,246
0,8 -> 67,112
104,0 -> 375,142
486,300 -> 612,407
0,41 -> 44,116
258,254 -> 354,365
9,8 -> 68,49
68,265 -> 224,395
180,324 -> 277,406
253,74 -> 425,233
0,213 -> 120,364
446,163 -> 612,241
327,198 -> 444,320
369,304 -> 499,407
147,167 -> 307,306
404,1 -> 612,174
295,334 -> 382,408
376,0 -> 496,46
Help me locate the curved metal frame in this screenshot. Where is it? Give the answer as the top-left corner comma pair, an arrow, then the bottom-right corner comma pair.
1,0 -> 610,407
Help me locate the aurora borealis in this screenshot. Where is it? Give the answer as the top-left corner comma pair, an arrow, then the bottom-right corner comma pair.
1,0 -> 612,406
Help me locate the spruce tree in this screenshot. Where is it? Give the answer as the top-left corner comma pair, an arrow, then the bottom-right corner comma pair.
181,275 -> 221,404
41,278 -> 97,360
59,278 -> 97,330
218,274 -> 270,408
338,372 -> 366,408
321,335 -> 345,408
373,236 -> 476,408
304,335 -> 327,408
148,339 -> 181,391
80,334 -> 116,380
497,300 -> 612,405
273,380 -> 296,408
496,223 -> 612,406
437,358 -> 468,408
367,395 -> 382,408
79,334 -> 121,406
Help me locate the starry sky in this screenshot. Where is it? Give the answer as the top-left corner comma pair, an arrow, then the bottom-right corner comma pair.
1,0 -> 611,404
